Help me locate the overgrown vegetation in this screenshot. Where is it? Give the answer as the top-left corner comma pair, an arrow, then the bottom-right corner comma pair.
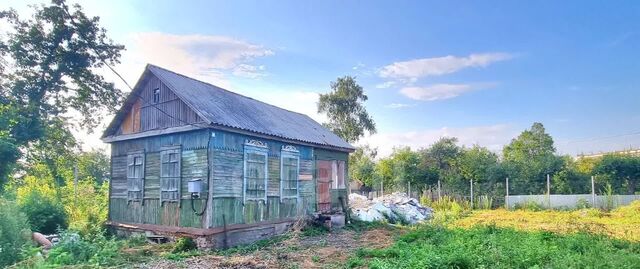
0,199 -> 31,268
350,225 -> 640,268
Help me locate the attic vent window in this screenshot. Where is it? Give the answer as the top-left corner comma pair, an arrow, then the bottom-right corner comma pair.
153,88 -> 160,103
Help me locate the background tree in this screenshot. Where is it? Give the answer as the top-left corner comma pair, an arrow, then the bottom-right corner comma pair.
419,137 -> 463,190
594,154 -> 640,194
349,145 -> 377,190
502,122 -> 562,194
388,147 -> 422,191
318,76 -> 376,143
0,0 -> 124,190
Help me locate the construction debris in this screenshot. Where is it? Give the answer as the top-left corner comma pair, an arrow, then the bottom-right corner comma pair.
349,192 -> 433,224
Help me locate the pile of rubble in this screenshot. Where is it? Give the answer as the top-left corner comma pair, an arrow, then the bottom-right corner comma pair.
349,192 -> 434,224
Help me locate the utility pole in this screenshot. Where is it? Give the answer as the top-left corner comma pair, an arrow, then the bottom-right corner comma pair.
505,177 -> 509,209
407,181 -> 411,198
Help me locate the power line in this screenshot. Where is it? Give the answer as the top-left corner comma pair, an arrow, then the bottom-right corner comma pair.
60,3 -> 208,130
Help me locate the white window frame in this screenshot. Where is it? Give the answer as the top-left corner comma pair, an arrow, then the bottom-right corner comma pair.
160,145 -> 181,205
127,150 -> 145,201
243,140 -> 268,204
280,145 -> 300,201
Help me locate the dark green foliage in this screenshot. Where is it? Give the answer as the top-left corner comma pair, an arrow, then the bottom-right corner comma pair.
513,200 -> 544,211
45,232 -> 121,267
595,154 -> 640,194
318,76 -> 376,143
353,225 -> 640,268
0,198 -> 32,268
173,237 -> 198,253
503,123 -> 563,194
20,191 -> 68,234
0,0 -> 124,190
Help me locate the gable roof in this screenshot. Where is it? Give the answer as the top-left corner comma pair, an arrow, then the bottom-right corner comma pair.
102,64 -> 354,152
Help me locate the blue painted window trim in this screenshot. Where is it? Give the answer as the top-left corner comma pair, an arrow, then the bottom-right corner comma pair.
243,143 -> 268,204
280,147 -> 300,201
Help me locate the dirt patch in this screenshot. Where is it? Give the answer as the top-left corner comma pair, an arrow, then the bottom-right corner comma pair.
139,227 -> 399,269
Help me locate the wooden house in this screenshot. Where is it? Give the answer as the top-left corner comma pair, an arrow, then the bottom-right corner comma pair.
101,64 -> 354,248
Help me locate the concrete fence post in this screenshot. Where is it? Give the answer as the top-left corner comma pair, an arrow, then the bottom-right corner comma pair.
437,180 -> 441,200
591,175 -> 596,208
470,179 -> 474,209
505,177 -> 509,209
547,174 -> 551,208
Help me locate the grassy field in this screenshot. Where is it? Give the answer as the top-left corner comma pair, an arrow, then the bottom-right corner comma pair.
349,201 -> 640,269
12,202 -> 640,268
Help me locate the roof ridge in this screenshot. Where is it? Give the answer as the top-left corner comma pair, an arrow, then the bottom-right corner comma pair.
146,63 -> 314,118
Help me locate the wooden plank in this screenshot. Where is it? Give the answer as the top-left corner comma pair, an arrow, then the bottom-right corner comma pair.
180,199 -> 205,228
143,199 -> 161,225
211,197 -> 243,227
161,202 -> 180,227
144,152 -> 160,199
267,157 -> 280,196
211,149 -> 244,198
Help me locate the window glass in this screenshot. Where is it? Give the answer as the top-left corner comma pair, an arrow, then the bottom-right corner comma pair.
331,160 -> 346,189
127,152 -> 144,201
245,148 -> 267,201
160,148 -> 181,202
281,155 -> 298,198
153,88 -> 160,103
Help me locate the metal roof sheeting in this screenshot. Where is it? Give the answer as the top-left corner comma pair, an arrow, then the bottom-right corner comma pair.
146,64 -> 354,151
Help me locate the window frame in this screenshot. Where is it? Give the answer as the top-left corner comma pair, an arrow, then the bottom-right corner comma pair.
280,146 -> 300,201
126,150 -> 145,202
152,88 -> 160,103
243,140 -> 268,204
160,145 -> 181,205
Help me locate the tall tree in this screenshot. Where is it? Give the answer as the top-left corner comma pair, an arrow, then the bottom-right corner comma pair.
0,0 -> 124,189
502,122 -> 562,194
318,76 -> 376,142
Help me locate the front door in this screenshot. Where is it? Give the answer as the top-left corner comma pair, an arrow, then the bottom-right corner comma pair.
316,160 -> 332,212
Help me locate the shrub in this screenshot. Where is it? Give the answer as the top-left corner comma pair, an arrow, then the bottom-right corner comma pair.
45,231 -> 122,266
576,198 -> 591,209
19,190 -> 68,234
0,198 -> 32,267
514,200 -> 544,211
478,195 -> 493,210
173,237 -> 198,253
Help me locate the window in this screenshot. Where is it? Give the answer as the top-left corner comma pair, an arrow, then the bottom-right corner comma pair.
331,160 -> 346,189
244,141 -> 268,202
160,146 -> 181,203
281,146 -> 299,200
153,88 -> 160,103
127,151 -> 145,201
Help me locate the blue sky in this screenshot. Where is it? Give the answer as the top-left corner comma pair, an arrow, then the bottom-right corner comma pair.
4,0 -> 640,156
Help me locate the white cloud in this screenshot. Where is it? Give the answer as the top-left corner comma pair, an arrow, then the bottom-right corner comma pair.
385,103 -> 414,109
375,81 -> 397,89
378,52 -> 513,79
232,64 -> 267,79
109,32 -> 274,88
360,124 -> 516,158
400,84 -> 472,101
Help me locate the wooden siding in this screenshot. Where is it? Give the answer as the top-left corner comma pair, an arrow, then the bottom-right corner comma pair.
116,73 -> 203,136
109,127 -> 354,231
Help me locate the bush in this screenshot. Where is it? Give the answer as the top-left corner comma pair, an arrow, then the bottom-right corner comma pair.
173,237 -> 198,253
45,231 -> 122,266
0,198 -> 32,267
19,190 -> 68,234
514,200 -> 544,211
576,198 -> 591,209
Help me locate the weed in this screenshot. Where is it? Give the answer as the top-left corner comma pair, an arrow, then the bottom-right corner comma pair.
513,200 -> 544,211
173,237 -> 197,253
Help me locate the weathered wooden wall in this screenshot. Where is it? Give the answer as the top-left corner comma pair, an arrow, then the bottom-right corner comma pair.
108,128 -> 343,230
208,129 -> 315,227
110,130 -> 210,228
116,73 -> 203,135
